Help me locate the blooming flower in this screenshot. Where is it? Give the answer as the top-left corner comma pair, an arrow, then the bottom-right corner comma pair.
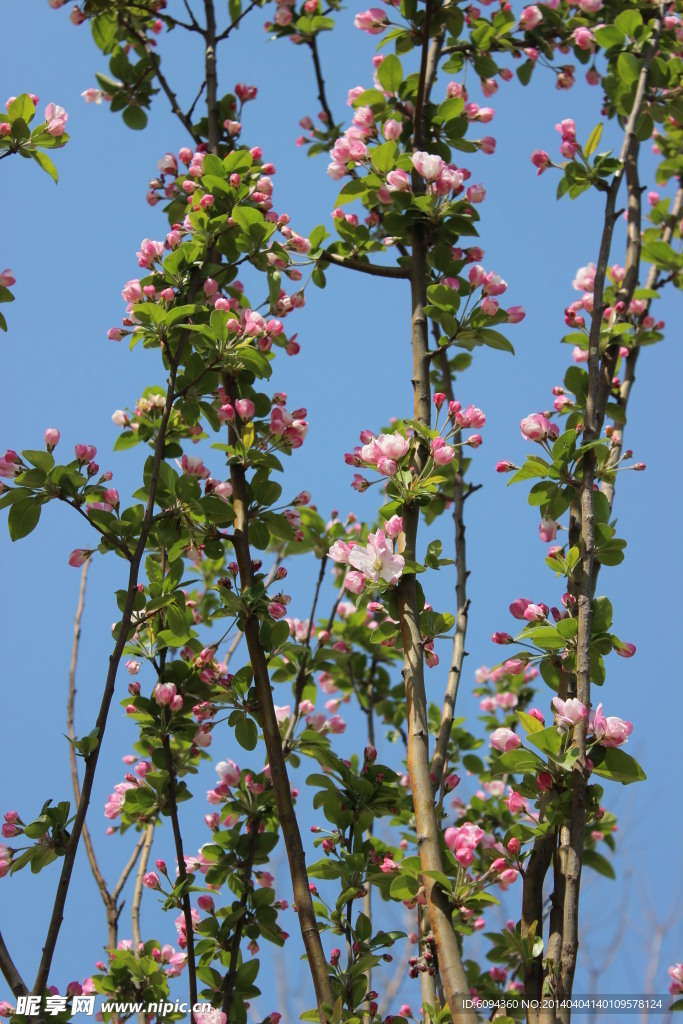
490,728 -> 522,752
590,704 -> 633,746
347,529 -> 404,585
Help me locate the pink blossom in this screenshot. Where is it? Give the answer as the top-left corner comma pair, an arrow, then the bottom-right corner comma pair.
490,728 -> 521,752
44,102 -> 68,136
348,529 -> 404,585
385,514 -> 403,538
68,549 -> 91,568
509,597 -> 532,619
154,682 -> 177,706
523,603 -> 547,622
615,641 -> 636,658
552,696 -> 587,729
327,539 -> 353,564
520,413 -> 558,441
354,8 -> 389,33
344,570 -> 366,594
531,149 -> 552,175
194,1011 -> 227,1024
520,5 -> 542,28
539,517 -> 559,542
176,454 -> 210,479
412,151 -> 444,181
44,427 -> 60,450
590,704 -> 633,747
573,262 -> 597,292
0,269 -> 16,287
142,872 -> 161,890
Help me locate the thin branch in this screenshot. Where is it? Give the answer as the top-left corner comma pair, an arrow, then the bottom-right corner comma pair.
308,36 -> 336,128
216,0 -> 262,41
33,350 -> 181,1005
321,251 -> 410,278
122,16 -> 201,143
161,729 -> 198,1006
557,13 -> 664,1012
0,931 -> 27,1000
430,341 -> 471,790
221,825 -> 260,1016
203,0 -> 219,152
283,554 -> 327,753
66,559 -> 119,948
131,824 -> 155,950
224,376 -> 333,1019
601,183 -> 683,508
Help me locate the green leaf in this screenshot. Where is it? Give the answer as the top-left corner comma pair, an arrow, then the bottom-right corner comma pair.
122,106 -> 148,131
583,123 -> 603,159
8,498 -> 41,541
590,746 -> 645,785
617,52 -> 641,84
377,54 -> 403,93
235,716 -> 258,751
517,710 -> 544,734
614,9 -> 642,36
8,94 -> 35,123
525,726 -> 562,758
591,596 -> 612,634
32,150 -> 58,183
490,748 -> 544,775
583,848 -> 615,879
389,874 -> 420,900
593,25 -> 625,48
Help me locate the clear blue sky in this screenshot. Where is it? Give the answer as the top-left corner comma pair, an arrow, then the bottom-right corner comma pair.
0,2 -> 681,1017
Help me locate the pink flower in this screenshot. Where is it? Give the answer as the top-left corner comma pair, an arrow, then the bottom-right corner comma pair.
573,262 -> 597,293
531,149 -> 552,175
348,529 -> 404,585
235,398 -> 255,420
142,872 -> 161,890
44,427 -> 60,450
385,514 -> 403,538
68,549 -> 91,568
539,517 -> 559,542
354,7 -> 388,33
176,454 -> 210,479
327,539 -> 353,564
520,413 -> 558,441
520,4 -> 542,28
523,603 -> 547,622
590,704 -> 633,747
490,728 -> 521,752
44,102 -> 68,136
412,151 -> 444,181
668,964 -> 683,996
154,682 -> 177,706
344,570 -> 366,594
552,697 -> 587,729
194,1011 -> 227,1024
509,597 -> 532,619
0,269 -> 15,287
615,641 -> 636,658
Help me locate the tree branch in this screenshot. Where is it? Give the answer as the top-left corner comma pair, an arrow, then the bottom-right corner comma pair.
224,380 -> 333,1019
0,930 -> 27,1000
557,13 -> 664,1011
308,36 -> 336,129
32,350 -> 181,1006
321,251 -> 410,278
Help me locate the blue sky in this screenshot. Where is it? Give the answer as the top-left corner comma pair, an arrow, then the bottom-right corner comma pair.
1,1 -> 681,1017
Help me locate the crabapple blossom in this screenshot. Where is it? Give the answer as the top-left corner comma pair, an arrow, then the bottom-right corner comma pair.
490,728 -> 522,752
590,704 -> 633,746
552,697 -> 588,729
347,530 -> 404,585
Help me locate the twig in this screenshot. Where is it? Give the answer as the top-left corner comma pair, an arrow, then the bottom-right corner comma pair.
283,554 -> 327,753
221,824 -> 260,1016
161,728 -> 198,1007
308,36 -> 336,128
131,824 -> 155,949
32,350 -> 181,1007
321,251 -> 410,279
0,930 -> 27,1000
225,377 -> 333,1019
203,0 -> 219,152
557,14 -> 664,1012
430,341 -> 471,790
